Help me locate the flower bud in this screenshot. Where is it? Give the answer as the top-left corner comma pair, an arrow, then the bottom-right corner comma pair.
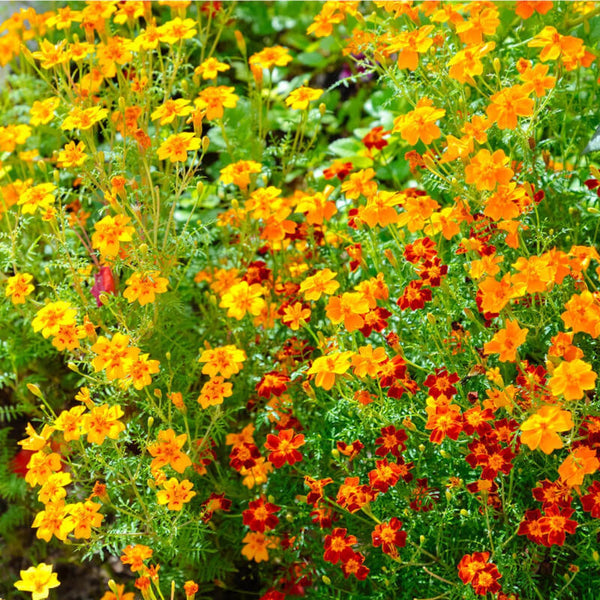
27,383 -> 44,399
234,30 -> 246,56
319,103 -> 326,117
322,575 -> 331,585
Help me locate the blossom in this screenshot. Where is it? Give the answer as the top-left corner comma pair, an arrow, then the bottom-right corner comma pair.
241,532 -> 278,562
57,141 -> 87,168
120,544 -> 153,573
18,183 -> 56,215
242,497 -> 280,532
393,98 -> 445,146
264,429 -> 305,468
61,106 -> 108,131
306,351 -> 354,390
580,480 -> 600,517
548,359 -> 597,401
372,518 -> 407,557
82,404 -> 126,445
14,563 -> 60,600
447,42 -> 495,84
198,345 -> 246,378
326,292 -> 370,331
197,376 -> 232,409
91,333 -> 140,380
92,214 -> 135,258
158,17 -> 197,43
32,301 -> 77,338
69,500 -> 104,539
323,528 -> 357,564
465,149 -> 514,191
195,86 -> 239,120
299,269 -> 339,301
29,97 -> 60,126
484,319 -> 528,362
32,500 -> 75,542
486,84 -> 534,130
151,98 -> 194,125
157,132 -> 201,162
123,271 -> 169,305
5,272 -> 34,304
220,160 -> 262,190
249,45 -> 292,69
147,429 -> 192,473
195,57 -> 230,80
520,405 -> 573,454
558,446 -> 599,488
285,86 -> 323,110
157,478 -> 196,510
458,552 -> 502,596
220,281 -> 266,320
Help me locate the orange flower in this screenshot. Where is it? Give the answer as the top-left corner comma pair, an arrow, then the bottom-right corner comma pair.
194,57 -> 230,80
520,62 -> 556,97
147,429 -> 192,473
156,478 -> 196,510
151,98 -> 194,125
220,281 -> 266,320
32,301 -> 77,339
561,290 -> 600,338
307,351 -> 354,390
483,319 -> 528,362
120,544 -> 153,573
515,1 -> 553,19
520,406 -> 573,454
198,345 -> 246,378
340,168 -> 377,200
447,42 -> 495,84
29,97 -> 60,126
241,531 -> 278,562
123,271 -> 169,305
264,428 -> 305,468
393,98 -> 445,146
359,191 -> 402,228
91,333 -> 140,380
194,86 -> 239,120
326,292 -> 370,331
465,149 -> 514,191
558,446 -> 600,487
6,272 -> 34,304
548,359 -> 597,401
197,376 -> 232,409
220,160 -> 262,190
281,302 -> 311,330
92,214 -> 135,258
82,404 -> 126,445
57,141 -> 88,168
249,45 -> 292,69
299,268 -> 340,301
486,84 -> 534,130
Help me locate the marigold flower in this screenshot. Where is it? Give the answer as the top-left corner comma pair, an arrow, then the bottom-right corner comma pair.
123,271 -> 169,305
220,160 -> 262,190
242,497 -> 280,532
520,405 -> 573,454
484,319 -> 528,362
280,302 -> 311,330
326,292 -> 370,332
393,98 -> 445,146
548,358 -> 597,401
241,531 -> 279,563
447,42 -> 495,84
29,97 -> 60,126
195,86 -> 239,120
486,84 -> 534,130
581,480 -> 600,517
299,268 -> 340,301
558,446 -> 599,488
126,354 -> 160,390
91,333 -> 140,380
195,57 -> 230,80
92,214 -> 135,258
57,141 -> 88,168
465,149 -> 514,191
157,478 -> 196,510
14,563 -> 60,600
372,518 -> 407,558
6,272 -> 34,304
61,106 -> 108,131
82,404 -> 126,445
539,505 -> 578,546
340,168 -> 377,199
516,1 -> 553,19
157,132 -> 201,162
69,500 -> 104,539
54,405 -> 86,442
520,62 -> 556,97
197,376 -> 232,409
425,401 -> 463,444
32,500 -> 75,542
306,350 -> 354,390
285,86 -> 323,110
121,544 -> 153,573
341,551 -> 370,580
151,98 -> 194,125
32,301 -> 77,339
198,345 -> 246,378
264,429 -> 305,468
147,429 -> 192,473
158,17 -> 197,43
249,45 -> 292,69
323,528 -> 357,564
18,182 -> 56,215
220,280 -> 266,320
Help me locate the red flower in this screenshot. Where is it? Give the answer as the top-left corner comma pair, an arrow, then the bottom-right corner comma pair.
304,476 -> 334,506
341,551 -> 369,580
91,266 -> 115,306
397,280 -> 432,310
517,509 -> 547,545
336,477 -> 377,513
371,518 -> 407,557
539,505 -> 578,546
471,563 -> 502,596
368,459 -> 402,493
323,528 -> 356,564
423,368 -> 460,400
336,439 -> 364,461
362,126 -> 389,151
581,480 -> 600,518
264,429 -> 305,468
229,442 -> 262,471
256,371 -> 290,398
243,497 -> 280,532
532,479 -> 572,509
201,492 -> 231,523
404,237 -> 437,264
374,425 -> 408,458
410,478 -> 439,512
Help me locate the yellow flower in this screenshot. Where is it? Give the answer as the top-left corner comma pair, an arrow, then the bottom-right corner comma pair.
17,182 -> 56,215
195,57 -> 230,80
29,97 -> 60,126
14,563 -> 60,600
61,106 -> 108,131
157,132 -> 201,162
5,272 -> 34,304
151,98 -> 194,125
57,141 -> 88,168
285,86 -> 323,110
520,405 -> 573,454
156,477 -> 196,510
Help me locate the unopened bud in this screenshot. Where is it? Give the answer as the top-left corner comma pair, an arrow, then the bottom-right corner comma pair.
139,243 -> 148,255
118,96 -> 126,111
418,444 -> 425,452
181,80 -> 189,94
53,169 -> 60,184
154,388 -> 162,398
460,509 -> 469,517
419,535 -> 425,544
493,58 -> 501,74
593,550 -> 599,562
202,135 -> 210,152
147,417 -> 154,428
234,30 -> 246,56
426,313 -> 436,326
331,448 -> 340,458
27,383 -> 44,399
196,181 -> 204,198
319,103 -> 326,117
322,575 -> 331,585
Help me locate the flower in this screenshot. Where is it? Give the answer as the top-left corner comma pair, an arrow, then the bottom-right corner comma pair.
285,86 -> 323,110
197,376 -> 232,409
241,532 -> 278,562
57,141 -> 87,168
249,45 -> 292,69
220,281 -> 266,319
220,160 -> 262,190
82,404 -> 126,445
29,97 -> 60,126
92,214 -> 135,258
486,84 -> 534,130
299,268 -> 339,301
151,98 -> 194,125
32,301 -> 77,338
465,149 -> 514,191
18,183 -> 56,215
483,319 -> 528,362
242,497 -> 280,532
548,359 -> 597,401
195,57 -> 230,80
123,271 -> 169,305
520,405 -> 573,454
558,446 -> 599,487
372,518 -> 407,557
306,351 -> 354,390
5,272 -> 34,304
147,429 -> 192,473
157,478 -> 196,510
195,86 -> 239,120
14,563 -> 60,600
198,345 -> 246,378
264,429 -> 305,468
393,98 -> 445,146
157,132 -> 201,162
323,528 -> 357,564
120,544 -> 153,573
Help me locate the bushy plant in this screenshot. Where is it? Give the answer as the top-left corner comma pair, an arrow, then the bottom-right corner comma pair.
2,2 -> 600,599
